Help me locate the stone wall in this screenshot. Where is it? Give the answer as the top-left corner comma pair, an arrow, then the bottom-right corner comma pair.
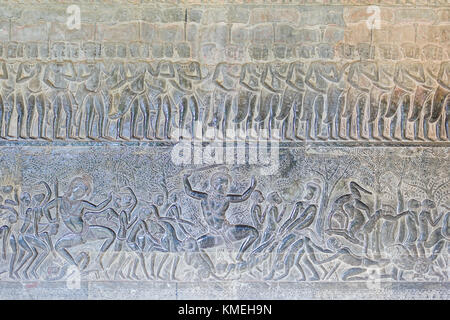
0,0 -> 448,299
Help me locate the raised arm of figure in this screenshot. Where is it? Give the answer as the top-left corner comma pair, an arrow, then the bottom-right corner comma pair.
428,212 -> 443,227
228,177 -> 256,203
183,173 -> 207,200
81,193 -> 112,212
43,198 -> 58,223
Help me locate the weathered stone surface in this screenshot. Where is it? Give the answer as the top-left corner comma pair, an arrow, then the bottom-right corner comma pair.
0,0 -> 448,300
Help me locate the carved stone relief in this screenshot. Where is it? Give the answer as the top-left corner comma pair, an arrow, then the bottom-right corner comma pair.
0,0 -> 448,299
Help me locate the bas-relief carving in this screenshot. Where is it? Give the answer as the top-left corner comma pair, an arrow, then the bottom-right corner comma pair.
0,146 -> 447,284
0,1 -> 448,300
0,42 -> 448,143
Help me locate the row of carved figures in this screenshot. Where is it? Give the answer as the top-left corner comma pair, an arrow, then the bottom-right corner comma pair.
0,173 -> 448,281
0,58 -> 448,142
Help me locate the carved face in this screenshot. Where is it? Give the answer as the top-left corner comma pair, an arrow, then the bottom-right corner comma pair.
422,199 -> 436,209
297,45 -> 314,59
154,194 -> 165,207
121,194 -> 133,208
7,43 -> 19,59
149,205 -> 160,220
338,44 -> 355,59
8,214 -> 17,224
25,43 -> 38,58
252,190 -> 265,203
69,180 -> 90,200
303,185 -> 317,201
83,43 -> 97,59
408,199 -> 421,211
104,43 -> 116,58
327,237 -> 342,251
32,193 -> 45,205
317,44 -> 334,59
52,43 -> 66,60
139,207 -> 152,221
357,44 -> 373,60
268,192 -> 282,205
72,184 -> 87,200
20,192 -> 31,207
211,173 -> 231,195
2,185 -> 13,194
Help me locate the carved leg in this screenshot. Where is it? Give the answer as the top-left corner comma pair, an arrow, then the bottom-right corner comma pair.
16,92 -> 26,139
36,94 -> 47,140
94,94 -> 107,139
4,94 -> 14,139
26,95 -> 35,138
179,97 -> 188,139
9,235 -> 17,279
85,96 -> 96,140
63,94 -> 73,140
130,98 -> 141,140
189,95 -> 200,140
140,95 -> 151,140
163,95 -> 172,140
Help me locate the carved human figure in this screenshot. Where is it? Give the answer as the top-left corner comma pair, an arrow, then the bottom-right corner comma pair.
125,206 -> 163,280
303,44 -> 343,140
281,61 -> 307,140
182,236 -> 219,280
211,62 -> 242,140
14,183 -> 54,279
103,54 -> 127,140
125,61 -> 153,140
0,59 -> 17,139
250,190 -> 266,237
258,192 -> 286,247
376,44 -> 401,141
342,44 -> 384,140
238,63 -> 264,139
170,61 -> 202,140
43,60 -> 77,140
147,60 -> 175,140
105,187 -> 138,276
184,172 -> 258,261
389,44 -> 427,141
257,61 -> 288,139
74,44 -> 110,140
16,61 -> 47,139
44,176 -> 114,272
427,60 -> 450,141
320,237 -> 390,281
155,220 -> 184,280
417,199 -> 443,257
155,192 -> 196,280
0,193 -> 18,278
326,181 -> 372,239
400,199 -> 421,257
